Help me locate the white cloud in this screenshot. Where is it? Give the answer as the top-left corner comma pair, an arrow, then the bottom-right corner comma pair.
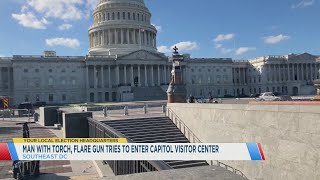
292,0 -> 315,8
220,48 -> 234,54
171,41 -> 199,51
215,44 -> 222,49
86,0 -> 99,10
263,34 -> 290,44
213,33 -> 235,43
27,0 -> 84,21
12,12 -> 49,29
235,47 -> 256,55
46,38 -> 80,48
152,23 -> 162,32
13,0 -> 99,29
58,23 -> 73,30
157,46 -> 171,53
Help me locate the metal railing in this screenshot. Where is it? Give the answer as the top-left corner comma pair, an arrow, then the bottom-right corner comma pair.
167,108 -> 248,179
88,118 -> 172,175
0,109 -> 34,121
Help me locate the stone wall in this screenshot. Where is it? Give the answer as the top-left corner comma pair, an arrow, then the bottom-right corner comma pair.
167,103 -> 320,180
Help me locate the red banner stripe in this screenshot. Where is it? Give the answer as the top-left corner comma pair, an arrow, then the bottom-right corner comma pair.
0,143 -> 12,160
257,143 -> 265,160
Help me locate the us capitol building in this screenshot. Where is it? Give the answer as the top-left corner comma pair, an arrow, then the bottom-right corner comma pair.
0,0 -> 320,105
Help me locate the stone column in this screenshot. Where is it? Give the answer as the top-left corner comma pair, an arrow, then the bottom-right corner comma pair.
138,30 -> 141,46
138,65 -> 141,86
310,64 -> 312,80
144,65 -> 148,87
101,66 -> 104,88
108,29 -> 111,45
115,29 -> 118,44
302,64 -> 305,81
157,65 -> 161,86
124,65 -> 127,85
144,31 -> 147,45
104,30 -> 108,45
102,30 -> 105,46
86,66 -> 89,89
239,68 -> 241,85
131,65 -> 134,87
98,31 -> 101,46
292,64 -> 295,81
278,65 -> 281,82
108,66 -> 111,88
93,66 -> 97,88
164,66 -> 167,84
298,64 -> 301,81
8,68 -> 11,92
133,29 -> 136,44
151,65 -> 154,86
116,65 -> 120,85
316,64 -> 319,79
287,64 -> 290,81
127,28 -> 130,44
120,28 -> 124,44
89,34 -> 91,48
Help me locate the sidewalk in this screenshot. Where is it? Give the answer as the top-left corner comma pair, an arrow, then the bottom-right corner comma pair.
0,120 -> 100,180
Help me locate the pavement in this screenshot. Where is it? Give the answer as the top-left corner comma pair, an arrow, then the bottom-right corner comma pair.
0,120 -> 100,180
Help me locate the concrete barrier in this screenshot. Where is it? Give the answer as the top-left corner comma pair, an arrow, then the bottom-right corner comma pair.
167,103 -> 320,180
39,107 -> 59,126
62,112 -> 92,138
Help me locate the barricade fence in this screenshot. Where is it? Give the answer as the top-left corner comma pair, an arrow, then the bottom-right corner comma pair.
0,109 -> 35,121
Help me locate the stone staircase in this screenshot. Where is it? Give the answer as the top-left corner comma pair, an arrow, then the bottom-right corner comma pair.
103,117 -> 208,169
132,86 -> 167,101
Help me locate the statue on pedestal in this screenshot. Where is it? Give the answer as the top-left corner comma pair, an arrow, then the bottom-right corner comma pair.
167,46 -> 187,103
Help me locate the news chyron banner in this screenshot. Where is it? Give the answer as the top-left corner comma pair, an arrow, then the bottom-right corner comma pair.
0,138 -> 265,161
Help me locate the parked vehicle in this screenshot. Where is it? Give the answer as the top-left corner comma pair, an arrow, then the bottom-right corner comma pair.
17,102 -> 34,116
259,92 -> 280,101
278,95 -> 292,101
250,94 -> 260,98
33,101 -> 47,107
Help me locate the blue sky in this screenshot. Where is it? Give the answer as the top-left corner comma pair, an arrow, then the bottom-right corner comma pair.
0,0 -> 319,59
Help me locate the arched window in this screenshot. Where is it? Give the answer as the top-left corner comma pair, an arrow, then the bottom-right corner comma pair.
117,12 -> 120,20
107,13 -> 110,20
133,13 -> 135,20
123,12 -> 126,19
128,12 -> 131,20
103,13 -> 106,21
137,14 -> 140,21
141,14 -> 144,21
112,12 -> 115,20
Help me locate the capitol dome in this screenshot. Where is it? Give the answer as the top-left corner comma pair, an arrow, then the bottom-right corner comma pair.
88,0 -> 157,56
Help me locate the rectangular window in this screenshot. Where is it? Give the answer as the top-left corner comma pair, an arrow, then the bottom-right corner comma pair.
49,94 -> 54,102
62,94 -> 66,101
25,95 -> 29,102
36,95 -> 40,102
